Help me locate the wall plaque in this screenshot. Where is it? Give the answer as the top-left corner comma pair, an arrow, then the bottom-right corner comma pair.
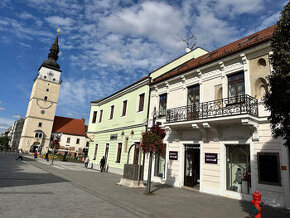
169,151 -> 178,160
205,153 -> 218,164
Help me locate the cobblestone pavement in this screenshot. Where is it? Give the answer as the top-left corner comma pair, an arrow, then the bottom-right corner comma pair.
1,152 -> 290,218
0,153 -> 140,218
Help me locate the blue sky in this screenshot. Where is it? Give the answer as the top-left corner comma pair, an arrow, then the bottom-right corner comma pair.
0,0 -> 286,132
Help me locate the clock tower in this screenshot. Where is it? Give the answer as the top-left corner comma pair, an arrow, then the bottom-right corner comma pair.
19,30 -> 62,153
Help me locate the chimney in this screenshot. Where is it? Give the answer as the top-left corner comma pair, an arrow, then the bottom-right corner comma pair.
186,47 -> 191,53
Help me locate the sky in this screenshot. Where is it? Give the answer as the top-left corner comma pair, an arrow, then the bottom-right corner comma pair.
0,0 -> 287,132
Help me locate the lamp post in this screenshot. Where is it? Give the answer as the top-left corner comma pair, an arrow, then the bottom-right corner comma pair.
51,133 -> 61,165
146,107 -> 157,194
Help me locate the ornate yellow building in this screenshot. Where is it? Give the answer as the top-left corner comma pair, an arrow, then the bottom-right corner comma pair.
19,31 -> 62,153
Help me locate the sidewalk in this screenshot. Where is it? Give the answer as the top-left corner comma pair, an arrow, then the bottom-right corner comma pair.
26,154 -> 290,218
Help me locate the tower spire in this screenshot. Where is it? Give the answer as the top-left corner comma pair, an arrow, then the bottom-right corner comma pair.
41,28 -> 61,70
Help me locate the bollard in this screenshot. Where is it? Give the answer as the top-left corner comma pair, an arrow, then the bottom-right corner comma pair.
250,191 -> 264,218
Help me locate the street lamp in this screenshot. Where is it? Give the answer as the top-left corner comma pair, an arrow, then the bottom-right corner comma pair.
51,133 -> 61,165
146,106 -> 157,194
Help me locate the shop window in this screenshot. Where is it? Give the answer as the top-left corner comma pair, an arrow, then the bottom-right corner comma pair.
226,144 -> 251,194
257,152 -> 281,186
159,94 -> 167,116
92,111 -> 97,123
227,71 -> 245,104
93,144 -> 98,160
154,152 -> 166,178
116,143 -> 122,163
99,110 -> 103,123
138,93 -> 145,112
122,100 -> 127,116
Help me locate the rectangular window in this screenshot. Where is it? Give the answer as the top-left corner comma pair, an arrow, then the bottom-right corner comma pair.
122,100 -> 127,116
44,96 -> 48,101
228,71 -> 245,104
116,143 -> 122,163
159,94 -> 167,116
99,110 -> 103,123
76,138 -> 80,144
138,93 -> 145,112
38,122 -> 42,127
187,85 -> 200,119
66,137 -> 70,143
92,111 -> 97,123
110,105 -> 114,119
257,152 -> 281,186
35,133 -> 39,138
93,144 -> 98,160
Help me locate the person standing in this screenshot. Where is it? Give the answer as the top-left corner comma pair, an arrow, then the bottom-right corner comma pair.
45,152 -> 49,161
34,151 -> 38,159
100,156 -> 105,172
15,149 -> 23,160
84,156 -> 90,168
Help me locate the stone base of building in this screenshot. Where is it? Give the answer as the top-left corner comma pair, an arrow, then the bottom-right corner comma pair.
117,178 -> 145,188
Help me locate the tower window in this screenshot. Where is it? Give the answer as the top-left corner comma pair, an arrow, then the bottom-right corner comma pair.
53,78 -> 55,81
44,96 -> 48,101
38,122 -> 42,127
46,88 -> 49,92
44,76 -> 47,79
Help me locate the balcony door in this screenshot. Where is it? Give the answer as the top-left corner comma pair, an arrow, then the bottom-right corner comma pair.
187,85 -> 200,120
228,71 -> 245,104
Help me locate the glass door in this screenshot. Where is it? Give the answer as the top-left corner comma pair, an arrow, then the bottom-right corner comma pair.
187,85 -> 200,120
184,145 -> 200,188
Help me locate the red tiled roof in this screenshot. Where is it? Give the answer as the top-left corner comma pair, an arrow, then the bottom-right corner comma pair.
52,116 -> 86,136
153,25 -> 277,84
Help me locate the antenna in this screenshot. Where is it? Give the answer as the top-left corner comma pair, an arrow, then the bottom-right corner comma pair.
177,33 -> 197,52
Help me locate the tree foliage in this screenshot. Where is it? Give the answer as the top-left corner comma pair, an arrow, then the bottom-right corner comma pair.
0,136 -> 10,149
264,2 -> 290,146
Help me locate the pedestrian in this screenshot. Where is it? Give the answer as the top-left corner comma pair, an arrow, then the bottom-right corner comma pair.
15,149 -> 23,160
100,156 -> 105,172
34,151 -> 38,159
45,152 -> 49,161
84,156 -> 90,168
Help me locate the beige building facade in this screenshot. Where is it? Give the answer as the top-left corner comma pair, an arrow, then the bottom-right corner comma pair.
19,33 -> 62,153
144,25 -> 290,209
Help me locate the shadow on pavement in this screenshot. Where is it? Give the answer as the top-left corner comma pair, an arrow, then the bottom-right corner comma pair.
0,152 -> 67,188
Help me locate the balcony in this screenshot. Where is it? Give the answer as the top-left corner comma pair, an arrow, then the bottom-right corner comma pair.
166,95 -> 258,123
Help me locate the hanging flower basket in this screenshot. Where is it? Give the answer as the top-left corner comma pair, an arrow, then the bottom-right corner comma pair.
49,140 -> 60,150
141,125 -> 166,156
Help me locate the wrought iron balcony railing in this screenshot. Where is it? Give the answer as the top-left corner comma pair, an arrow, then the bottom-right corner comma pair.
166,95 -> 258,123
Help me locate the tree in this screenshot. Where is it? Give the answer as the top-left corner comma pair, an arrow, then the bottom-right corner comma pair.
264,2 -> 290,146
0,136 -> 10,150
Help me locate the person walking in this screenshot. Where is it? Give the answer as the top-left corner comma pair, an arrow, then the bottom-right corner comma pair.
100,156 -> 105,172
15,149 -> 23,160
84,156 -> 90,168
45,152 -> 49,161
34,151 -> 38,159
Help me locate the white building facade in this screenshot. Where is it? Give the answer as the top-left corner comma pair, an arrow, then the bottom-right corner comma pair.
145,25 -> 290,209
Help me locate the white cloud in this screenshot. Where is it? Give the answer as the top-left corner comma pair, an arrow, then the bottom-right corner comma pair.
12,115 -> 22,119
0,107 -> 4,111
0,117 -> 14,132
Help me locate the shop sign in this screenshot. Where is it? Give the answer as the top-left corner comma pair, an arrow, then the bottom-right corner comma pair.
205,153 -> 218,164
169,151 -> 178,160
110,134 -> 118,140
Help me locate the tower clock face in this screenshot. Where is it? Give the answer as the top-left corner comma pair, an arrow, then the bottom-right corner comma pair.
48,71 -> 54,77
36,99 -> 53,110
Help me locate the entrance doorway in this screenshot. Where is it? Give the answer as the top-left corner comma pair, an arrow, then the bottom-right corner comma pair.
104,143 -> 109,170
184,144 -> 200,188
133,142 -> 140,165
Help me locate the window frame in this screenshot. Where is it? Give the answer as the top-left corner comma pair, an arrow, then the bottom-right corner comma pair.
92,111 -> 97,123
227,71 -> 245,98
38,122 -> 42,127
66,137 -> 71,143
121,100 -> 127,117
116,142 -> 122,163
138,93 -> 145,112
76,138 -> 80,144
257,152 -> 282,186
159,93 -> 167,116
99,110 -> 103,123
109,105 -> 114,120
93,144 -> 98,160
44,96 -> 48,101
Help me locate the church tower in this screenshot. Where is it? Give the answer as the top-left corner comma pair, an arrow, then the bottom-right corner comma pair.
19,29 -> 62,153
